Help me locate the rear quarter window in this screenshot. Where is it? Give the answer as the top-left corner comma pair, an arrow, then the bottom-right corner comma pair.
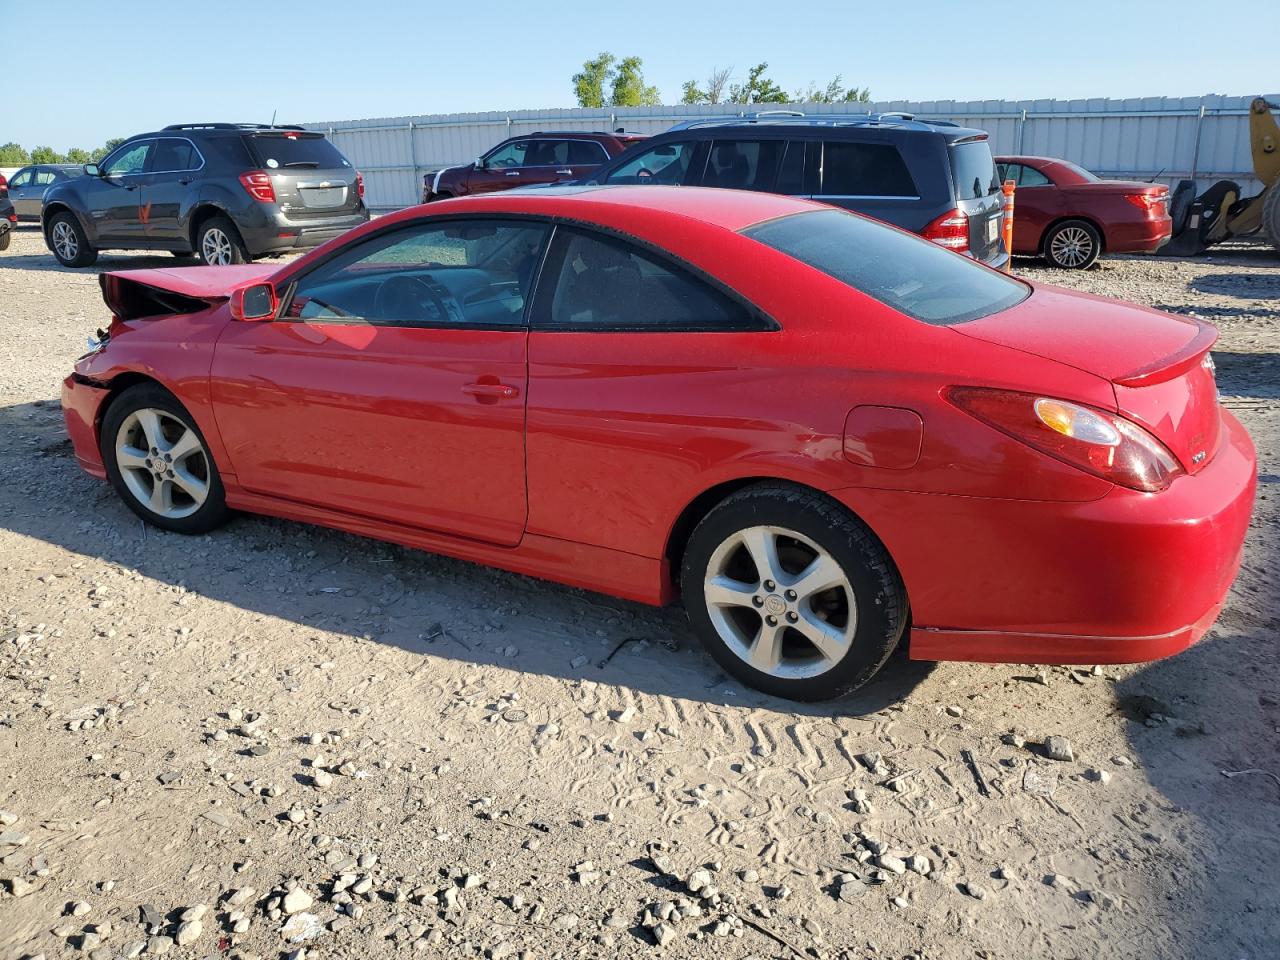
743,208 -> 1028,326
820,142 -> 916,197
246,133 -> 350,170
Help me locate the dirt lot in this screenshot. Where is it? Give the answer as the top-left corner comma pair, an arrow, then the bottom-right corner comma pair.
1,225 -> 1277,960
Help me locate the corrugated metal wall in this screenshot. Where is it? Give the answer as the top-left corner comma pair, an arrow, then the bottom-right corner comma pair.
305,95 -> 1277,211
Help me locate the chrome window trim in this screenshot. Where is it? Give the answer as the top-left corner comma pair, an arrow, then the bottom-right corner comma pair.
812,194 -> 921,201
100,138 -> 156,178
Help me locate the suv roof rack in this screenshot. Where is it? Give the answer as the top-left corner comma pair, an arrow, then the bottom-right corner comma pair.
664,111 -> 963,133
162,123 -> 308,132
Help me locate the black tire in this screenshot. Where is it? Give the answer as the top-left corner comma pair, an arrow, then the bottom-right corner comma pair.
1168,179 -> 1196,237
194,215 -> 249,266
47,211 -> 98,268
679,483 -> 907,702
0,230 -> 10,252
1261,183 -> 1280,254
1043,219 -> 1101,269
99,383 -> 230,534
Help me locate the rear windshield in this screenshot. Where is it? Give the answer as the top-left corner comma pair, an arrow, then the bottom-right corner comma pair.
743,209 -> 1028,325
244,133 -> 350,170
950,139 -> 999,200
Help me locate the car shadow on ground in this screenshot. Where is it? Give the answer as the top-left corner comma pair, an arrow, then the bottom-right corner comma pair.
1189,271 -> 1280,300
1213,350 -> 1280,400
1,232 -> 196,274
0,398 -> 934,719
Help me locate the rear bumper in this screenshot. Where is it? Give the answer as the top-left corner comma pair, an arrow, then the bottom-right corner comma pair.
61,374 -> 111,480
1107,214 -> 1173,254
237,206 -> 370,256
834,408 -> 1256,665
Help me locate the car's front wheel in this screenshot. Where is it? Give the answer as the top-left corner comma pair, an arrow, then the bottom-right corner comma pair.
680,484 -> 907,701
1044,219 -> 1101,269
100,384 -> 230,534
0,230 -> 10,252
195,215 -> 249,266
48,212 -> 98,267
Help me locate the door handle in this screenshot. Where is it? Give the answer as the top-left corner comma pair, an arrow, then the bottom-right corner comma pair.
555,169 -> 573,176
179,177 -> 195,185
462,381 -> 518,399
505,171 -> 521,177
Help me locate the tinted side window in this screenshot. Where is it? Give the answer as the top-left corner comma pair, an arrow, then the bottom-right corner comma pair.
820,142 -> 917,197
534,227 -> 753,331
33,170 -> 57,185
1018,164 -> 1052,187
774,141 -> 807,194
566,140 -> 607,164
284,220 -> 550,328
150,138 -> 199,172
603,142 -> 696,185
103,141 -> 151,176
484,140 -> 530,168
9,170 -> 32,188
700,140 -> 784,192
523,140 -> 571,166
744,209 -> 1028,326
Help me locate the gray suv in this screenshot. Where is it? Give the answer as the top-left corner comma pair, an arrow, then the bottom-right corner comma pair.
41,123 -> 369,267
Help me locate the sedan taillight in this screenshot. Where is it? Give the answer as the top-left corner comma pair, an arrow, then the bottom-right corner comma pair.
922,209 -> 969,251
239,171 -> 276,203
946,387 -> 1184,492
1124,192 -> 1169,215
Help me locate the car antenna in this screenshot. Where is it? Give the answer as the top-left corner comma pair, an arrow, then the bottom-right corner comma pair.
269,109 -> 278,129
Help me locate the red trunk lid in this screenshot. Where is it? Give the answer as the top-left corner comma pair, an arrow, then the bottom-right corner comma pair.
958,284 -> 1222,473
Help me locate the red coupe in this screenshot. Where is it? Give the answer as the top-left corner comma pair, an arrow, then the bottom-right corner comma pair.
996,156 -> 1172,269
61,186 -> 1254,701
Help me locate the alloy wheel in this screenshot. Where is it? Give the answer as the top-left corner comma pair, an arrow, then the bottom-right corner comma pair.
1050,226 -> 1094,267
52,221 -> 78,261
703,525 -> 857,680
201,228 -> 234,265
114,408 -> 211,519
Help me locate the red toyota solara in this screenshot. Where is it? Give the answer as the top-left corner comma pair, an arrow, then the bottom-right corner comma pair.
996,155 -> 1172,269
60,186 -> 1254,701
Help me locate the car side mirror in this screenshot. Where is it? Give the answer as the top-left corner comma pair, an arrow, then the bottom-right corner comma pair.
83,163 -> 101,178
474,157 -> 486,169
230,282 -> 277,321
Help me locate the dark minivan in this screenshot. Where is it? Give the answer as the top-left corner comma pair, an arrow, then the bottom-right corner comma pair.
583,113 -> 1007,266
41,123 -> 369,267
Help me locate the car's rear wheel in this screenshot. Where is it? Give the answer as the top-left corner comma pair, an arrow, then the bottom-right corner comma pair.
0,230 -> 10,252
1044,219 -> 1101,269
100,384 -> 230,534
680,484 -> 907,701
195,215 -> 249,266
48,212 -> 97,267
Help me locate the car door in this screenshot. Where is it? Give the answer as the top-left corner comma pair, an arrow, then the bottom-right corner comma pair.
562,139 -> 610,181
138,137 -> 202,243
1006,162 -> 1057,254
210,216 -> 550,546
7,168 -> 38,219
597,140 -> 704,186
85,140 -> 152,242
524,224 -> 772,557
469,139 -> 533,194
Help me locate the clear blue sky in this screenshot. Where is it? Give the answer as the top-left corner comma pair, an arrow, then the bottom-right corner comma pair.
5,0 -> 1277,151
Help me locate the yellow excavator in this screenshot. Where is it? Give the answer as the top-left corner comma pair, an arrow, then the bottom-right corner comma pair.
1164,96 -> 1280,255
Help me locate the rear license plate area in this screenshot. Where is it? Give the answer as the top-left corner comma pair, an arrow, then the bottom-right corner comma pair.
300,186 -> 346,208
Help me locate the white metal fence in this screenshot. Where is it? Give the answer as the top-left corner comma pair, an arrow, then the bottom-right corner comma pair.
305,94 -> 1277,211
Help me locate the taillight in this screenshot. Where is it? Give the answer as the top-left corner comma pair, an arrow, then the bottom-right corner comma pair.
356,172 -> 365,200
1124,192 -> 1168,214
239,171 -> 276,203
6,213 -> 15,223
922,209 -> 969,251
946,387 -> 1184,492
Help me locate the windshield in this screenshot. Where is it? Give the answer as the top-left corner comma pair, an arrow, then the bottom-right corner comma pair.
743,209 -> 1029,326
950,139 -> 999,200
245,133 -> 350,170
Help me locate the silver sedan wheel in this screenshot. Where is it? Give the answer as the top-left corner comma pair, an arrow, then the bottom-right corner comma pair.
1049,226 -> 1094,267
114,408 -> 211,519
703,525 -> 857,680
201,227 -> 234,265
52,221 -> 79,261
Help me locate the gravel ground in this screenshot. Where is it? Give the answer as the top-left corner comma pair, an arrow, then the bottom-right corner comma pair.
0,225 -> 1277,960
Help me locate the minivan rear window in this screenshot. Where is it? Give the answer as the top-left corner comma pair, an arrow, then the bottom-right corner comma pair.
743,209 -> 1028,325
950,139 -> 999,200
245,133 -> 349,170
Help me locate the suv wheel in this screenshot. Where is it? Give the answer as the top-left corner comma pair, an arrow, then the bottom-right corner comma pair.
680,484 -> 907,701
195,216 -> 249,266
1044,220 -> 1101,269
48,212 -> 98,267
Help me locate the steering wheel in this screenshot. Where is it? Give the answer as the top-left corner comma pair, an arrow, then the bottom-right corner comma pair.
373,275 -> 452,324
636,168 -> 654,180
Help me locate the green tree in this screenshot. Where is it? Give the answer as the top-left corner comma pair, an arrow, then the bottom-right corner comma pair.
610,56 -> 660,107
795,75 -> 870,103
681,66 -> 732,105
93,138 -> 126,162
573,52 -> 616,108
30,145 -> 65,164
727,63 -> 789,105
65,147 -> 94,164
0,142 -> 31,165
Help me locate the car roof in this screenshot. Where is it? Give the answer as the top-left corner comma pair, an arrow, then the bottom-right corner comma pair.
663,114 -> 988,141
389,184 -> 823,233
520,131 -> 643,139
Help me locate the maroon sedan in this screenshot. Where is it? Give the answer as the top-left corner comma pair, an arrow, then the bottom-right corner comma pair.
423,131 -> 646,202
997,156 -> 1172,269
